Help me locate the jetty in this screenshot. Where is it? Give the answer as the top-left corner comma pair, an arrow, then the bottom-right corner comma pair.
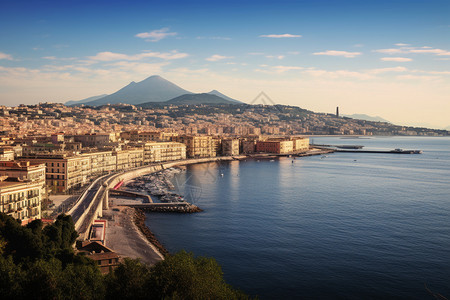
311,144 -> 364,149
335,149 -> 422,154
122,202 -> 202,213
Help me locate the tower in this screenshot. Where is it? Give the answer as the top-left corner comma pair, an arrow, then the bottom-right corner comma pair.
336,106 -> 339,118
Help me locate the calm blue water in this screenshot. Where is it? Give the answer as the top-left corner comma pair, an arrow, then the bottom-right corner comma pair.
145,136 -> 450,299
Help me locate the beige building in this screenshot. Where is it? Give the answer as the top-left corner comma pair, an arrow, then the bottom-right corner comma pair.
114,148 -> 144,170
291,137 -> 310,152
0,160 -> 46,185
0,148 -> 15,161
143,142 -> 186,163
81,150 -> 117,176
256,140 -> 294,154
21,154 -> 89,194
0,160 -> 45,224
176,135 -> 215,158
74,133 -> 114,148
222,139 -> 240,156
0,180 -> 43,225
22,150 -> 116,194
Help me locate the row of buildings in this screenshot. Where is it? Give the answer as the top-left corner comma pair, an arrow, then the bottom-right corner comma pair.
0,131 -> 309,224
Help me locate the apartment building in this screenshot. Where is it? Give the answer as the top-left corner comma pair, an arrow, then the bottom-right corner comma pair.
0,180 -> 43,225
114,148 -> 144,170
256,140 -> 294,154
0,148 -> 14,160
21,154 -> 89,194
0,160 -> 46,224
291,137 -> 310,152
176,135 -> 215,158
143,142 -> 186,163
222,139 -> 240,156
74,133 -> 114,148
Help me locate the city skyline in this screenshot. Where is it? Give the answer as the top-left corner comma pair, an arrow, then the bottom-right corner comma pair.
1,0 -> 450,129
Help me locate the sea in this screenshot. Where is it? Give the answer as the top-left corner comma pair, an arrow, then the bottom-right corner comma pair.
145,136 -> 450,299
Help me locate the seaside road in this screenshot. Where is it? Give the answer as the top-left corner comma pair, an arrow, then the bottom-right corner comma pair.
104,204 -> 164,265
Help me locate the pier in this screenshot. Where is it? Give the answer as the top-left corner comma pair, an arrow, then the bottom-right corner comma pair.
122,202 -> 202,213
335,149 -> 422,154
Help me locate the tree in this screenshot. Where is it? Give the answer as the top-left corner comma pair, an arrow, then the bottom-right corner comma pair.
147,250 -> 249,300
105,258 -> 151,299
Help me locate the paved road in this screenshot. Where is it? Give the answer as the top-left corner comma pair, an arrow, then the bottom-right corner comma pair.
70,180 -> 101,224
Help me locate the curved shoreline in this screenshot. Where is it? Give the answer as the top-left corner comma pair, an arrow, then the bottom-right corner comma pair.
133,208 -> 170,257
109,151 -> 329,261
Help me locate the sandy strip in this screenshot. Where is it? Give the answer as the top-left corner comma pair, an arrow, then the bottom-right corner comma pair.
104,202 -> 164,265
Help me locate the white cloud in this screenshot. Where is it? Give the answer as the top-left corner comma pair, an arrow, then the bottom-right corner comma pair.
313,50 -> 362,58
266,55 -> 285,60
397,74 -> 440,81
206,54 -> 233,62
260,33 -> 302,38
395,43 -> 410,47
248,52 -> 264,55
196,36 -> 231,40
288,51 -> 300,55
368,66 -> 408,74
256,65 -> 304,74
410,48 -> 450,55
88,50 -> 188,62
373,48 -> 405,54
304,69 -> 373,80
0,52 -> 13,60
135,28 -> 177,42
374,45 -> 450,56
380,57 -> 412,62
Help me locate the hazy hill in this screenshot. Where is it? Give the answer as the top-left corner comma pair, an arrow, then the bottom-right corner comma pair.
344,114 -> 390,123
139,93 -> 238,107
80,75 -> 192,106
66,94 -> 108,106
207,90 -> 241,103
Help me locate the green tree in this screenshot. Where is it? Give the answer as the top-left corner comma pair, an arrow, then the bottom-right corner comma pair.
0,213 -> 44,262
0,255 -> 25,299
105,258 -> 151,299
147,250 -> 249,300
59,263 -> 106,300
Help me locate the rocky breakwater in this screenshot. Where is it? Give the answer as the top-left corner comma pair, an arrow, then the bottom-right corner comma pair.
137,203 -> 203,213
133,209 -> 169,257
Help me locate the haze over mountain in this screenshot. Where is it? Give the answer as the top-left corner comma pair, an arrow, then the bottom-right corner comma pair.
207,90 -> 240,103
67,75 -> 242,106
138,93 -> 239,108
65,94 -> 108,106
343,114 -> 390,123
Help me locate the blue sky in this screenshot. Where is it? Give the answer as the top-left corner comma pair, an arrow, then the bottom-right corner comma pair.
1,0 -> 450,128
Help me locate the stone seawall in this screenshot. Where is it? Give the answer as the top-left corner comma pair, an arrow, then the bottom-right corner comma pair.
106,156 -> 246,191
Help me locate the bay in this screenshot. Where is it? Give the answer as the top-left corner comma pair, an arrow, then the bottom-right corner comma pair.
145,136 -> 450,299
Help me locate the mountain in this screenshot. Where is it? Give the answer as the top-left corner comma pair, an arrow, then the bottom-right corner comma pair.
80,75 -> 192,106
343,114 -> 390,123
139,93 -> 238,107
66,94 -> 108,106
207,90 -> 242,103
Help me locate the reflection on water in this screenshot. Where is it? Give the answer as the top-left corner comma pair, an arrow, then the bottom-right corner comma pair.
146,137 -> 450,299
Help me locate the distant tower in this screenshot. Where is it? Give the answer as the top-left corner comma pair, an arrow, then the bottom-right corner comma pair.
336,106 -> 339,118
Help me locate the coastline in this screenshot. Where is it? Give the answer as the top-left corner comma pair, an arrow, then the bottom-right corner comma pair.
106,150 -> 331,263
133,208 -> 169,257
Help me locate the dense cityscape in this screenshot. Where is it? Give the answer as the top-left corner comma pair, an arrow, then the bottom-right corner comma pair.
2,0 -> 450,298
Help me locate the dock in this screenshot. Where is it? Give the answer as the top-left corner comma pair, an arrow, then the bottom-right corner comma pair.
335,149 -> 422,154
121,202 -> 202,213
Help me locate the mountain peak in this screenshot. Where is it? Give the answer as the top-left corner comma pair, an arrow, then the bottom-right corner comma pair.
76,75 -> 191,106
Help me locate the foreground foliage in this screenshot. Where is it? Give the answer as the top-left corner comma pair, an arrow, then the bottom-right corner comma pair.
0,213 -> 249,299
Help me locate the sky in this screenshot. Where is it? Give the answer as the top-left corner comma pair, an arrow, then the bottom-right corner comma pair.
1,0 -> 449,129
